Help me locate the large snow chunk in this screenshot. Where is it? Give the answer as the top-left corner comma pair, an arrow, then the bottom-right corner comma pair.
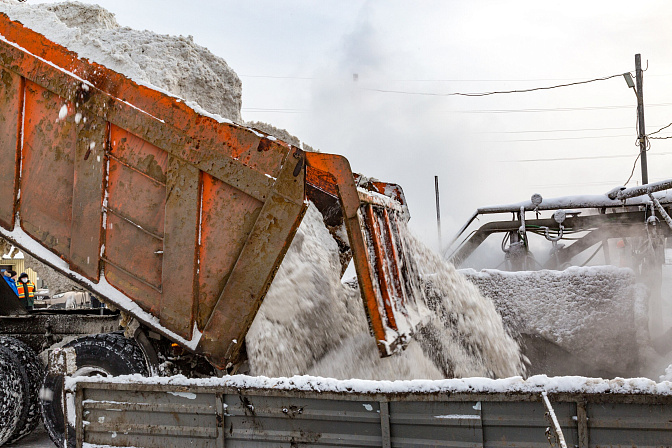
462,266 -> 651,377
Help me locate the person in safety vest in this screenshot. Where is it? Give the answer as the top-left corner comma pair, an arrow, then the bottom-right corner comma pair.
17,272 -> 35,311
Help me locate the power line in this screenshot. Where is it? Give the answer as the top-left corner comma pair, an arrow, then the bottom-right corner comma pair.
647,121 -> 672,137
489,134 -> 633,143
501,151 -> 672,163
482,126 -> 632,134
242,103 -> 672,115
360,73 -> 625,97
456,102 -> 672,114
240,72 -> 672,83
240,75 -> 313,80
503,154 -> 635,163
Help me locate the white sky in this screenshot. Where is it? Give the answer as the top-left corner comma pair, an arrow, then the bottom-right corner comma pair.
34,1 -> 672,251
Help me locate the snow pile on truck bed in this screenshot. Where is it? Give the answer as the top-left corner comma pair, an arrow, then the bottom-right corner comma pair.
462,266 -> 653,377
247,204 -> 523,380
0,1 -> 243,122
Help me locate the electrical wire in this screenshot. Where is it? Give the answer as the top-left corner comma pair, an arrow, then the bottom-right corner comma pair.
456,102 -> 672,114
623,152 -> 642,186
360,73 -> 625,97
489,134 -> 632,143
503,153 -> 646,163
647,121 -> 672,137
483,126 -> 632,134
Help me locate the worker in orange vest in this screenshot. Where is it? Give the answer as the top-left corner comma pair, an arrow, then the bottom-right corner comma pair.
16,272 -> 35,311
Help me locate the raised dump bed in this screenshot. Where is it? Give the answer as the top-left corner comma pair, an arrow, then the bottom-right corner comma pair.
0,11 -> 423,370
66,371 -> 672,448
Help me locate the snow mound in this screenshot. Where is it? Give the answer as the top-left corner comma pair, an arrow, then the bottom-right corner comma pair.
0,1 -> 242,122
246,121 -> 301,148
462,266 -> 651,376
37,1 -> 119,32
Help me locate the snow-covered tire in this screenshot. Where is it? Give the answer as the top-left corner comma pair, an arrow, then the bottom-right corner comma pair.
41,333 -> 148,448
0,336 -> 44,444
0,344 -> 24,446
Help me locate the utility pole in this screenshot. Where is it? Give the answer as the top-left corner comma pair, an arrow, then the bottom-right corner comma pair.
434,176 -> 442,251
636,54 -> 648,185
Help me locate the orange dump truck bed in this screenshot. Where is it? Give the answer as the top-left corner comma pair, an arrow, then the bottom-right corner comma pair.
0,14 -> 422,369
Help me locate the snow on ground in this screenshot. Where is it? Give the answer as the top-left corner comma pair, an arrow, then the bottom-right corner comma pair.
10,425 -> 53,448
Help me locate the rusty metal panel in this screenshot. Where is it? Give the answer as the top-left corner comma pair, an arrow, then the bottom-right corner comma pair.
109,124 -> 169,183
79,386 -> 220,448
68,114 -> 106,281
0,67 -> 21,229
197,173 -> 262,330
106,159 -> 166,237
20,80 -> 75,259
104,213 -> 162,313
159,158 -> 200,339
104,213 -> 163,288
587,402 -> 672,446
224,393 -> 383,447
481,400 -> 578,448
199,150 -> 306,368
389,400 -> 483,447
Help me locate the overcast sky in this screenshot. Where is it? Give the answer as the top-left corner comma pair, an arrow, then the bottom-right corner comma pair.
34,0 -> 672,251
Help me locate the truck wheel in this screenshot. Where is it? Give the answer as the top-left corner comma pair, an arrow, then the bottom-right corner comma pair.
0,336 -> 44,444
41,333 -> 148,448
0,345 -> 24,446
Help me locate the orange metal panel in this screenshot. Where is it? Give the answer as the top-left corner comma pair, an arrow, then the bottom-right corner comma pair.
305,153 -> 388,353
106,159 -> 166,237
20,81 -> 75,259
104,213 -> 163,308
199,150 -> 306,368
104,264 -> 161,315
364,204 -> 398,331
0,67 -> 21,230
68,115 -> 106,281
109,125 -> 169,184
159,159 -> 200,339
381,208 -> 407,309
197,173 -> 262,330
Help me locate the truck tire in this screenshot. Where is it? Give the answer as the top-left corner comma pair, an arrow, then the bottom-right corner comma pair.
0,336 -> 44,444
41,333 -> 148,448
0,345 -> 24,446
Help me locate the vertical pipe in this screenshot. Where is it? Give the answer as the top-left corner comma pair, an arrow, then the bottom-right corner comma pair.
435,176 -> 442,251
636,54 -> 648,185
